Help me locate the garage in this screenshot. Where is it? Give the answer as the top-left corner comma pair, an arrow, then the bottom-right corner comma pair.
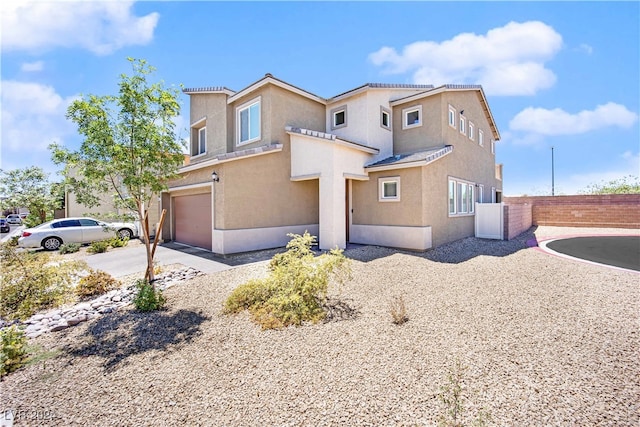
173,193 -> 212,250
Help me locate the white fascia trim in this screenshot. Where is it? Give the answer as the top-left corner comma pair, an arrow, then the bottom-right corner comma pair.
185,89 -> 235,96
165,182 -> 212,193
191,116 -> 207,127
228,77 -> 326,105
285,130 -> 379,155
343,173 -> 369,181
179,145 -> 283,173
477,88 -> 501,140
390,87 -> 446,107
291,173 -> 321,181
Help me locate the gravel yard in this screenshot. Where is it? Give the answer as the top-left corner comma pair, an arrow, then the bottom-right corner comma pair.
1,226 -> 638,426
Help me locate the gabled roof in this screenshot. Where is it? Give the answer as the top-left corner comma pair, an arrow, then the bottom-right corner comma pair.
390,84 -> 500,140
328,83 -> 435,103
179,143 -> 283,172
365,145 -> 453,172
227,73 -> 326,105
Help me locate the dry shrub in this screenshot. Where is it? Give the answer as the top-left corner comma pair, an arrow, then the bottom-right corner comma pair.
389,294 -> 409,325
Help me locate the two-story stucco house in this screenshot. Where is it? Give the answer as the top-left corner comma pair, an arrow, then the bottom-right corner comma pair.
161,74 -> 502,254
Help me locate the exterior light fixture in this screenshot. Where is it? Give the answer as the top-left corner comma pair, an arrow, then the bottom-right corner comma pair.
460,110 -> 464,115
212,171 -> 220,182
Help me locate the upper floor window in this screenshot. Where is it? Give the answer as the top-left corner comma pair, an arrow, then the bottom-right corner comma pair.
479,129 -> 484,146
190,117 -> 206,157
459,115 -> 466,135
402,105 -> 422,129
448,105 -> 456,128
468,122 -> 475,140
237,97 -> 261,146
491,139 -> 495,154
380,106 -> 391,130
331,105 -> 347,130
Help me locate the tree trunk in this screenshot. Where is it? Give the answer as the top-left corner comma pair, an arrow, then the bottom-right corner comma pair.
138,201 -> 155,285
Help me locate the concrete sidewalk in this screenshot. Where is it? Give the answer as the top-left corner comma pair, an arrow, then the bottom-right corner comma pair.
84,243 -> 233,277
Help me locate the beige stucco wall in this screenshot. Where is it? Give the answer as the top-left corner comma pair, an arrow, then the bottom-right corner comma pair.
353,90 -> 502,248
169,82 -> 326,236
352,167 -> 424,227
189,93 -> 229,160
67,190 -> 160,230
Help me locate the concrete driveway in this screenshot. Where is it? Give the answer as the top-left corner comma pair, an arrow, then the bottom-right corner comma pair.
84,243 -> 233,278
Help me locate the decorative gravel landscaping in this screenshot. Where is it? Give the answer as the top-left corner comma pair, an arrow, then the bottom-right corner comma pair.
1,227 -> 638,426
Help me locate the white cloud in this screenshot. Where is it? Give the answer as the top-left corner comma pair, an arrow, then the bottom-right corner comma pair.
1,1 -> 159,55
369,21 -> 563,96
509,103 -> 638,136
578,43 -> 594,55
21,61 -> 44,72
1,80 -> 79,160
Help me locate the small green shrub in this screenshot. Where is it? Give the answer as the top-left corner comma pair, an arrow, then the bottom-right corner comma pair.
88,240 -> 110,254
224,232 -> 351,329
76,270 -> 120,298
59,242 -> 81,254
108,236 -> 129,248
0,326 -> 28,377
0,243 -> 86,320
133,279 -> 166,311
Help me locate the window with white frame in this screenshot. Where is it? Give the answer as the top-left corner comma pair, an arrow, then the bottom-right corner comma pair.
448,178 -> 475,215
491,186 -> 496,203
197,127 -> 206,155
402,105 -> 422,129
479,129 -> 484,146
459,115 -> 466,135
379,176 -> 401,202
478,184 -> 484,203
331,105 -> 347,130
380,106 -> 391,130
468,122 -> 475,140
448,105 -> 456,128
190,117 -> 206,156
491,139 -> 495,154
237,97 -> 261,145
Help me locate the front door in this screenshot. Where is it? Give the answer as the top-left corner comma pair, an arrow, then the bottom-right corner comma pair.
345,179 -> 350,242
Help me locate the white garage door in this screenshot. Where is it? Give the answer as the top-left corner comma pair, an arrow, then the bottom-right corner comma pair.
173,193 -> 212,250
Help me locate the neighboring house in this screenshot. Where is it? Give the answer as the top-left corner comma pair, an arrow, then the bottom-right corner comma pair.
65,185 -> 160,235
162,74 -> 502,254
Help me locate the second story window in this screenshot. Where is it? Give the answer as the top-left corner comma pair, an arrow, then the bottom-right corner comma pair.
479,129 -> 484,146
380,106 -> 391,130
402,105 -> 422,129
331,105 -> 347,130
237,97 -> 261,145
190,117 -> 206,157
448,105 -> 456,128
197,127 -> 206,155
468,122 -> 475,140
459,115 -> 466,135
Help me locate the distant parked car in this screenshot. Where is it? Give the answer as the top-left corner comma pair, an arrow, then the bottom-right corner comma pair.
18,217 -> 138,251
19,212 -> 29,219
6,214 -> 22,225
0,218 -> 9,233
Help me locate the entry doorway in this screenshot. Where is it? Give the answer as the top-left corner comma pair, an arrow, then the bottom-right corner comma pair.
345,179 -> 351,242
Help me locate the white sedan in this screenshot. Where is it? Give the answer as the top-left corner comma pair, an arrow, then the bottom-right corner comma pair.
18,217 -> 138,251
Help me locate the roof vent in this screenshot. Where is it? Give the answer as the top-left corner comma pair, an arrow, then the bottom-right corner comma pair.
265,73 -> 273,78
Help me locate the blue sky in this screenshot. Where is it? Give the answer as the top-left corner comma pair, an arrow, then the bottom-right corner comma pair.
1,1 -> 638,196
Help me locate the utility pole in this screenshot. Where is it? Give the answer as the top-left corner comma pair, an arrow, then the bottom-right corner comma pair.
551,146 -> 555,196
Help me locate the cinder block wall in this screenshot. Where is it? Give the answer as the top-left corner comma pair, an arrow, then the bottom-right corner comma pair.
503,203 -> 533,240
503,194 -> 640,229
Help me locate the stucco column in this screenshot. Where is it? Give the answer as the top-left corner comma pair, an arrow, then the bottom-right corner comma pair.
318,174 -> 346,250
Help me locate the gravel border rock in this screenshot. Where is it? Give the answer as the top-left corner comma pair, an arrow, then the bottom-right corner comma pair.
1,227 -> 638,426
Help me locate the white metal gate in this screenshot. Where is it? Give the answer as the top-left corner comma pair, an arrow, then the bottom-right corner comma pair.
475,202 -> 503,240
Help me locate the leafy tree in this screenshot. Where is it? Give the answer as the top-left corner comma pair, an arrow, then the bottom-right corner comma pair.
581,175 -> 640,195
0,166 -> 61,224
51,58 -> 184,283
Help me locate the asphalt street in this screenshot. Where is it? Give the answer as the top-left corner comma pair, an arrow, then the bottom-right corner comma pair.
546,236 -> 640,272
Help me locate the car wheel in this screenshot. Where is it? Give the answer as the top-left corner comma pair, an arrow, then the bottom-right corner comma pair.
42,237 -> 62,251
117,228 -> 133,239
